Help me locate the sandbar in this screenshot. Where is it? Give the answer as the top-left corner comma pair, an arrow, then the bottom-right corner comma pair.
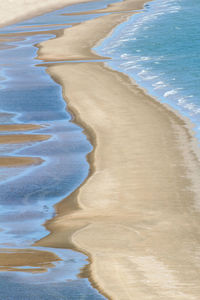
36,1 -> 200,299
0,156 -> 43,167
1,0 -> 200,299
0,134 -> 50,144
0,248 -> 60,273
0,124 -> 41,132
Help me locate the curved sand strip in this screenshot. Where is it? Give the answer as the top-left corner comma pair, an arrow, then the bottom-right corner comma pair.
36,2 -> 200,300
37,11 -> 132,61
1,0 -> 200,299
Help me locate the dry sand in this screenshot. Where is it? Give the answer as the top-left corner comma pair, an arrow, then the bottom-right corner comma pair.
0,0 -> 96,28
1,0 -> 200,299
35,0 -> 200,299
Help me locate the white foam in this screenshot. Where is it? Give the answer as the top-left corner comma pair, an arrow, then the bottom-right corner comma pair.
120,53 -> 129,58
125,65 -> 138,71
178,98 -> 186,105
153,81 -> 167,90
154,84 -> 167,90
120,61 -> 134,66
145,75 -> 158,80
138,70 -> 148,76
184,103 -> 195,111
164,90 -> 178,97
140,56 -> 151,61
154,81 -> 164,86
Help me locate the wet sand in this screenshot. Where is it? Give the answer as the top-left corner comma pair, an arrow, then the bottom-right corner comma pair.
0,156 -> 43,167
1,0 -> 200,299
0,131 -> 49,167
0,248 -> 60,273
36,1 -> 200,300
0,124 -> 49,167
0,134 -> 50,144
0,1 -> 96,292
0,124 -> 41,132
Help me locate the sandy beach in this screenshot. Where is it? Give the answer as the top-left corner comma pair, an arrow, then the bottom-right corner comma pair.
35,1 -> 200,299
0,0 -> 97,28
1,0 -> 200,299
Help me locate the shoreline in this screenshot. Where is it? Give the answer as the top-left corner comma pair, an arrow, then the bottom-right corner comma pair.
1,0 -> 200,299
0,0 -> 99,29
35,1 -> 200,300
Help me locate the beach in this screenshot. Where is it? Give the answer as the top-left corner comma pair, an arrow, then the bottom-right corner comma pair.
0,0 -> 97,27
1,0 -> 200,299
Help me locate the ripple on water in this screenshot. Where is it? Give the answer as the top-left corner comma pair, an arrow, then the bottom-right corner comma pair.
0,0 -> 119,298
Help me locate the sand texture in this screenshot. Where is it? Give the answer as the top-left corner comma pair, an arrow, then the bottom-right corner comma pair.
0,156 -> 43,167
1,0 -> 200,299
0,134 -> 50,144
0,124 -> 41,132
35,1 -> 200,299
0,0 -> 96,28
0,248 -> 60,273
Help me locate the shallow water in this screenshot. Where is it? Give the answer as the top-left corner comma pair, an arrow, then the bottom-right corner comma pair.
0,0 -> 122,298
98,0 -> 200,140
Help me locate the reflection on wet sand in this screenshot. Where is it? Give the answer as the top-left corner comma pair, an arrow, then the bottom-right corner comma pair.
0,156 -> 43,167
0,4 -> 75,278
0,248 -> 60,273
0,134 -> 50,144
0,1 -> 115,299
0,124 -> 42,131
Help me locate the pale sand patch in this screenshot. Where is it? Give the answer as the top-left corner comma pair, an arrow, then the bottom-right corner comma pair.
37,12 -> 132,61
1,0 -> 200,298
0,0 -> 97,28
40,61 -> 200,300
0,248 -> 60,273
35,2 -> 200,299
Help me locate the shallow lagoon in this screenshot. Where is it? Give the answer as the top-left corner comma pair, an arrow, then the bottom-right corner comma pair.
0,0 -> 120,298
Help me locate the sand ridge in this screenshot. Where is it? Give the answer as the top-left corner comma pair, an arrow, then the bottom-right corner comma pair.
1,0 -> 200,299
35,0 -> 200,299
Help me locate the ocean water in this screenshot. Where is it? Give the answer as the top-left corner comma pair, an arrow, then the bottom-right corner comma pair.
98,0 -> 200,139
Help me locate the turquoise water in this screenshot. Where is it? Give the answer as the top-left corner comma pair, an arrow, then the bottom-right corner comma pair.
98,0 -> 200,139
2,0 -> 199,298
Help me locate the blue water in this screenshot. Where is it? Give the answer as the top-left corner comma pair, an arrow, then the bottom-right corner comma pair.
98,0 -> 200,139
0,0 -> 121,298
2,0 -> 199,298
